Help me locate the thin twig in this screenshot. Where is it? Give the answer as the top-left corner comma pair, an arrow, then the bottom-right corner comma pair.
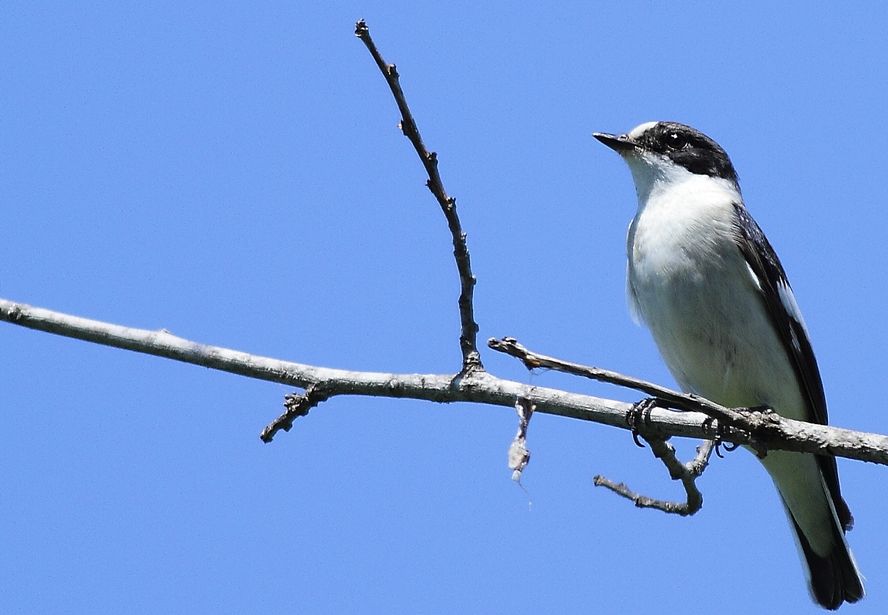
4,298 -> 888,464
688,440 -> 717,476
355,19 -> 482,373
594,437 -> 715,516
488,336 -> 749,430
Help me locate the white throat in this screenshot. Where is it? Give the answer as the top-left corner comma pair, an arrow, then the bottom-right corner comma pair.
623,151 -> 741,210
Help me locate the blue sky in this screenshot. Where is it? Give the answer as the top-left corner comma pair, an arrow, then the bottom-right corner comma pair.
3,3 -> 887,613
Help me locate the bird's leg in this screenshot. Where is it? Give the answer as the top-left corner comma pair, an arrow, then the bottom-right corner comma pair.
626,397 -> 660,448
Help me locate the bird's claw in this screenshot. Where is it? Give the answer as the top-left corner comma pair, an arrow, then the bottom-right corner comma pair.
714,434 -> 740,458
626,397 -> 659,448
704,416 -> 741,458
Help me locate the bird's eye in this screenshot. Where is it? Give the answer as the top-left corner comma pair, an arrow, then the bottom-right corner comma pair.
665,131 -> 688,150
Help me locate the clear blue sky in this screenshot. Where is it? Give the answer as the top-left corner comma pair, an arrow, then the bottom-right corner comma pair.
3,3 -> 887,613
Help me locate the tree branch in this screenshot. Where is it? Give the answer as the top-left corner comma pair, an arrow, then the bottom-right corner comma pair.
483,333 -> 888,464
3,298 -> 888,465
594,439 -> 714,516
488,336 -> 749,429
355,19 -> 482,373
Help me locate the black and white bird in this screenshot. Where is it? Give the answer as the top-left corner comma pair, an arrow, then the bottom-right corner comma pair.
594,121 -> 863,609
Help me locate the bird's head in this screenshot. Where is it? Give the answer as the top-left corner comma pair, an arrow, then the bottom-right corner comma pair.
594,121 -> 739,197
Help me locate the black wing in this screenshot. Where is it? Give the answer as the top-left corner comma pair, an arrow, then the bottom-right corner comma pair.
731,203 -> 852,530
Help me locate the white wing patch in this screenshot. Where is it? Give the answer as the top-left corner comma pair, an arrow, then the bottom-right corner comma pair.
745,261 -> 763,291
745,253 -> 810,356
778,280 -> 811,352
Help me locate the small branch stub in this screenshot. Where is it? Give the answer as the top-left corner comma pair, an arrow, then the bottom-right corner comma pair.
260,385 -> 330,443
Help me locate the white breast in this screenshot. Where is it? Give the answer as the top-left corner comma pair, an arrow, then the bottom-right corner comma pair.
626,168 -> 803,414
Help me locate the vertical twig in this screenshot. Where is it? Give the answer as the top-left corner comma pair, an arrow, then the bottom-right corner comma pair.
355,19 -> 483,373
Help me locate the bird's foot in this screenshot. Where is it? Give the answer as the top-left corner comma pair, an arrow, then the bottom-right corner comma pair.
713,433 -> 740,458
701,415 -> 741,458
626,397 -> 659,448
705,407 -> 771,458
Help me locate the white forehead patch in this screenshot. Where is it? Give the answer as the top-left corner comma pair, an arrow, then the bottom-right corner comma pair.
627,121 -> 659,140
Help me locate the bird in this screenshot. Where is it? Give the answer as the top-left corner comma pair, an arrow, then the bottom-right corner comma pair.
593,121 -> 863,609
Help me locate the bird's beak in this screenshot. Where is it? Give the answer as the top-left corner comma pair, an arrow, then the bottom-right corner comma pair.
593,132 -> 638,154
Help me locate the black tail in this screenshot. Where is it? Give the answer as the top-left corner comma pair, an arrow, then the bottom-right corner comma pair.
787,504 -> 864,609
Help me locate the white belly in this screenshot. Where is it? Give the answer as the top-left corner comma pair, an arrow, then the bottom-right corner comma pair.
627,194 -> 806,417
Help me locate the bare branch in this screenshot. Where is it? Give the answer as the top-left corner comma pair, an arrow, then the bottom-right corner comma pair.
3,298 -> 888,466
488,336 -> 748,429
594,438 -> 715,516
0,298 -> 633,432
355,19 -> 482,373
486,334 -> 888,464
